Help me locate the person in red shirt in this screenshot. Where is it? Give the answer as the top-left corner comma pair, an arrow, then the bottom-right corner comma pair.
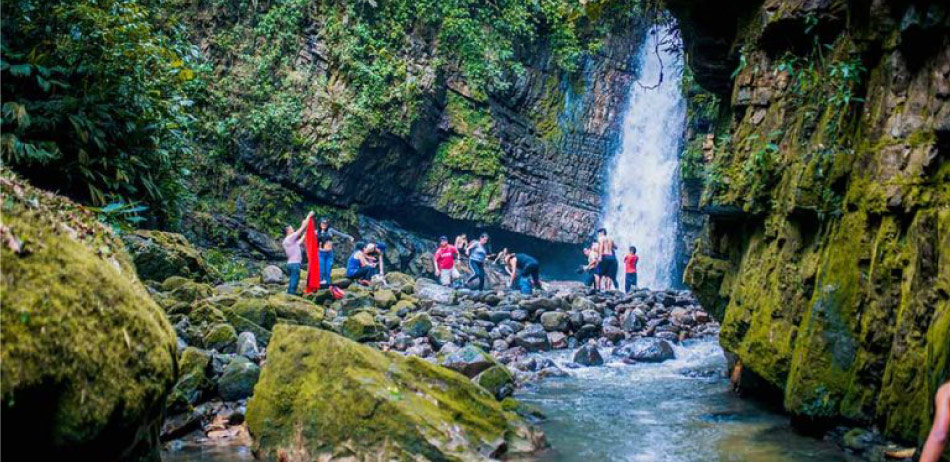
433,235 -> 460,286
624,246 -> 639,293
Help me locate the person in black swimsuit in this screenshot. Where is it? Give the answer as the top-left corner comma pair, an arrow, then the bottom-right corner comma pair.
316,218 -> 353,286
505,252 -> 541,292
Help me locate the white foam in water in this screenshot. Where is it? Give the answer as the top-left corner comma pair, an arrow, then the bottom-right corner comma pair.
601,25 -> 686,290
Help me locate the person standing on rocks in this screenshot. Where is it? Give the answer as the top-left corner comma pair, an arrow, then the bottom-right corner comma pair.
596,228 -> 619,291
434,236 -> 460,286
465,233 -> 492,290
455,233 -> 469,256
624,245 -> 639,293
921,381 -> 950,462
506,252 -> 541,293
583,244 -> 601,288
283,211 -> 314,294
345,241 -> 377,285
316,218 -> 353,286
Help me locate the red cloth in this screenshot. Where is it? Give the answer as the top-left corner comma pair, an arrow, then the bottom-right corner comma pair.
303,217 -> 321,294
624,254 -> 639,273
434,245 -> 459,270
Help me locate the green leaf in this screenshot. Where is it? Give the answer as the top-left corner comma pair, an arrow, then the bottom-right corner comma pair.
8,64 -> 31,77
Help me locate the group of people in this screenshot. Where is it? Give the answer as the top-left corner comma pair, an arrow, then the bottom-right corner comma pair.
581,228 -> 639,293
283,212 -> 387,294
433,233 -> 542,293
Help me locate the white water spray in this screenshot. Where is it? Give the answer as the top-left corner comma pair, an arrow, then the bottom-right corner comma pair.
601,25 -> 686,290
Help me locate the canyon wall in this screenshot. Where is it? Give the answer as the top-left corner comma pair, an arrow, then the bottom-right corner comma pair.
183,1 -> 648,247
671,0 -> 949,446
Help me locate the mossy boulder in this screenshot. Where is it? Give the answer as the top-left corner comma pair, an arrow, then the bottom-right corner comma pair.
203,323 -> 238,352
246,325 -> 546,461
228,298 -> 279,330
474,365 -> 516,400
428,325 -> 457,349
123,229 -> 214,282
163,277 -> 214,303
441,345 -> 496,378
268,293 -> 325,327
167,347 -> 213,412
391,299 -> 417,316
341,311 -> 384,342
0,173 -> 177,460
403,312 -> 433,338
218,356 -> 261,401
374,289 -> 398,309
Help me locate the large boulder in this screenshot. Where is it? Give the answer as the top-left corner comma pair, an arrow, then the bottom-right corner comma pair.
474,365 -> 516,400
123,229 -> 214,282
246,325 -> 546,461
514,324 -> 551,352
1,174 -> 177,460
167,347 -> 213,412
614,338 -> 675,363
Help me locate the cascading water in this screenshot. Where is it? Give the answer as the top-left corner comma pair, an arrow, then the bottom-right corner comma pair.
601,25 -> 686,290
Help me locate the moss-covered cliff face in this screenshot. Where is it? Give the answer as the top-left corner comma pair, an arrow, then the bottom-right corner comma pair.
182,0 -> 650,244
672,0 -> 949,447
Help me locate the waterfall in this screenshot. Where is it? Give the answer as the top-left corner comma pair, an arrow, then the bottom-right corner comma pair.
601,25 -> 686,290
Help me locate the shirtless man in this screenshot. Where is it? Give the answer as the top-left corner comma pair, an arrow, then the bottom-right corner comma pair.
921,381 -> 950,462
596,228 -> 618,291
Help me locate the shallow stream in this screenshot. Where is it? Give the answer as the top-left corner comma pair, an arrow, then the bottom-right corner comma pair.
516,339 -> 854,462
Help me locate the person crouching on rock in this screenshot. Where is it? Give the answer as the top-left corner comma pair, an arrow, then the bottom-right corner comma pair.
364,239 -> 386,277
624,245 -> 639,293
434,235 -> 460,286
283,211 -> 314,294
506,252 -> 541,293
345,241 -> 377,285
465,233 -> 491,290
316,217 -> 353,286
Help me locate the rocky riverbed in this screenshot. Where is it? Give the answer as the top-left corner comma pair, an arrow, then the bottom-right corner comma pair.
156,264 -> 718,458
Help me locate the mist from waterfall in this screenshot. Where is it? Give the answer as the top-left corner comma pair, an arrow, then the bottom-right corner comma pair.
601,25 -> 686,290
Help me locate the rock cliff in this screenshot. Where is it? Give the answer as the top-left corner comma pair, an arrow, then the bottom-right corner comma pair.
183,1 -> 649,245
672,0 -> 949,447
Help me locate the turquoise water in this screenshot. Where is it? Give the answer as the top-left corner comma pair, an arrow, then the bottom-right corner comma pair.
515,339 -> 855,462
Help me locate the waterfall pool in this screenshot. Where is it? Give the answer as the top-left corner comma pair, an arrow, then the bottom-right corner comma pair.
516,339 -> 855,462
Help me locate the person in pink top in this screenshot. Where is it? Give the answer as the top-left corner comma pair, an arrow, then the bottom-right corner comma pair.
282,211 -> 313,294
433,235 -> 460,286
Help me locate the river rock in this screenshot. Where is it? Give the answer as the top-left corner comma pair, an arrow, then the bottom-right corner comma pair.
218,356 -> 261,401
414,278 -> 456,304
246,325 -> 545,460
341,311 -> 384,342
203,323 -> 238,352
260,265 -> 285,284
514,324 -> 551,352
615,338 -> 675,363
402,312 -> 433,338
374,289 -> 398,309
236,331 -> 260,361
442,345 -> 496,378
474,365 -> 516,400
540,311 -> 570,332
573,344 -> 604,366
427,325 -> 457,348
547,332 -> 568,349
167,347 -> 213,412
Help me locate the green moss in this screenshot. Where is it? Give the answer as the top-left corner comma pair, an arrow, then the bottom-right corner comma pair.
122,230 -> 216,283
246,325 -> 543,461
340,311 -> 384,342
0,172 -> 177,459
203,323 -> 238,352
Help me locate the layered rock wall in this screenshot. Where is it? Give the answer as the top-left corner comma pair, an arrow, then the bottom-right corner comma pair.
672,0 -> 949,447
